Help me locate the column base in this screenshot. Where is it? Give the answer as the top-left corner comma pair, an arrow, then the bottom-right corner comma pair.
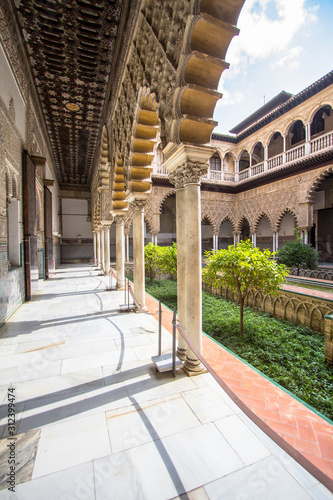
117,283 -> 125,291
182,357 -> 207,377
135,304 -> 148,313
177,347 -> 187,362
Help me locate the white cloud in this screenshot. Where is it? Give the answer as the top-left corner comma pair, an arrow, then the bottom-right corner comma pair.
271,46 -> 303,69
217,89 -> 245,107
219,0 -> 318,87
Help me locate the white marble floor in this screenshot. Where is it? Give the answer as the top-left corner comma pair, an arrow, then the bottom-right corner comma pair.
0,265 -> 332,500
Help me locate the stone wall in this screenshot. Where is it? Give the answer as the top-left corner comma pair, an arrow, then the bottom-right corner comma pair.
324,314 -> 333,364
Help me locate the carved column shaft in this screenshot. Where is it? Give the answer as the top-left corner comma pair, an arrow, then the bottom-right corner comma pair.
165,143 -> 213,375
170,172 -> 187,360
93,231 -> 97,266
115,215 -> 126,290
100,228 -> 105,273
132,201 -> 147,309
103,225 -> 111,275
96,230 -> 101,268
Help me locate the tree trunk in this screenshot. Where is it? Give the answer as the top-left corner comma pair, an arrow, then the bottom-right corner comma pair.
239,296 -> 244,336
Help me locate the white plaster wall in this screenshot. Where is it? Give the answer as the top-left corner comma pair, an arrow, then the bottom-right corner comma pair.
62,199 -> 91,238
0,44 -> 26,140
279,212 -> 296,236
257,217 -> 273,236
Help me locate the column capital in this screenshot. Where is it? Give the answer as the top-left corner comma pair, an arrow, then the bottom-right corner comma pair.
102,223 -> 112,232
130,200 -> 146,213
113,212 -> 127,224
163,143 -> 213,182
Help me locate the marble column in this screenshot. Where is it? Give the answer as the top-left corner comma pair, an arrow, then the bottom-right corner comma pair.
213,234 -> 219,252
169,172 -> 187,361
125,233 -> 130,262
93,231 -> 97,266
132,200 -> 147,310
103,225 -> 111,275
115,214 -> 126,290
96,230 -> 101,268
100,228 -> 105,273
251,232 -> 257,247
183,168 -> 207,374
164,144 -> 213,375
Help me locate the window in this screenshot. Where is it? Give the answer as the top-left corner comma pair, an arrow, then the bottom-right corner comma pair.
210,154 -> 221,171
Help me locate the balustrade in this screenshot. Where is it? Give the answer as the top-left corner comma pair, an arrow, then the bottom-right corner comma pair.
151,130 -> 333,184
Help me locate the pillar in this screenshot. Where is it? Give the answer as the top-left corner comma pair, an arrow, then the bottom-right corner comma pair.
115,214 -> 126,289
151,233 -> 158,246
131,200 -> 147,310
100,228 -> 105,273
93,231 -> 97,266
125,232 -> 130,262
305,123 -> 311,155
233,231 -> 240,246
213,233 -> 218,252
251,232 -> 257,247
169,172 -> 187,361
103,225 -> 111,275
96,229 -> 101,268
165,143 -> 213,375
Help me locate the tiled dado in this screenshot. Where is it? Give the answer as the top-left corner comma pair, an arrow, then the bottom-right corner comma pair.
145,293 -> 333,493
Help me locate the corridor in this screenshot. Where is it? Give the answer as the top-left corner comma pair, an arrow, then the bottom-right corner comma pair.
0,265 -> 332,499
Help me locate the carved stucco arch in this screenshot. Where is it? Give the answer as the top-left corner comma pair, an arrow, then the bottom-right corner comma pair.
108,0 -> 246,164
254,212 -> 274,233
217,215 -> 237,234
201,212 -> 216,234
307,165 -> 333,203
158,189 -> 176,214
236,215 -> 253,234
276,208 -> 299,231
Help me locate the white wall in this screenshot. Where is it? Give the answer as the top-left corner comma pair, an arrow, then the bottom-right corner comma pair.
62,199 -> 91,239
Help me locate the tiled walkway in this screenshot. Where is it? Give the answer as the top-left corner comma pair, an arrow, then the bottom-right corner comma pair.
0,264 -> 332,499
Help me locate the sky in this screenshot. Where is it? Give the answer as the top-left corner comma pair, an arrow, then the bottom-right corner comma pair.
214,0 -> 333,135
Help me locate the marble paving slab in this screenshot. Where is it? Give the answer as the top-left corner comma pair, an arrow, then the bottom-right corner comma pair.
0,429 -> 41,491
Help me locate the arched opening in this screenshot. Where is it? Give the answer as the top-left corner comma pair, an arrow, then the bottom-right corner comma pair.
287,120 -> 306,149
256,215 -> 273,251
209,152 -> 222,180
268,132 -> 283,158
201,216 -> 213,255
312,171 -> 333,262
252,142 -> 264,165
159,194 -> 176,247
239,150 -> 250,172
218,219 -> 234,250
223,152 -> 235,173
278,211 -> 297,247
310,105 -> 333,138
239,218 -> 250,242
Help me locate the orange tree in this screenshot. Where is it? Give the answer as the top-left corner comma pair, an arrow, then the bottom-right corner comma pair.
203,240 -> 288,336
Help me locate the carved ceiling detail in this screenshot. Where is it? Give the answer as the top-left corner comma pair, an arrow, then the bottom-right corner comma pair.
14,0 -> 128,188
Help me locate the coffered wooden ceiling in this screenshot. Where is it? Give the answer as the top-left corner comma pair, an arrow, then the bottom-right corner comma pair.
13,0 -> 136,189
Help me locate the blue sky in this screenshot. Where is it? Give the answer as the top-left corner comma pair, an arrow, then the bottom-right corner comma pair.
214,0 -> 333,135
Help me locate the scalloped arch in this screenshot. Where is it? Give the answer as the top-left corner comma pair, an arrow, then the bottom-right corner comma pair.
307,165 -> 333,203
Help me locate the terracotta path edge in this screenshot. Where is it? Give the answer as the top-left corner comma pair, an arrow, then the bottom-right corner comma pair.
144,291 -> 333,493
